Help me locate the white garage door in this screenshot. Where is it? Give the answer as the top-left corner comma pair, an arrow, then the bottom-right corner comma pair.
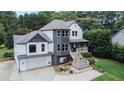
27,56 -> 52,70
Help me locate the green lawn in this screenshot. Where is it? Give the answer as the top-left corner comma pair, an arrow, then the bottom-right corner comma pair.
93,59 -> 124,81
0,46 -> 13,58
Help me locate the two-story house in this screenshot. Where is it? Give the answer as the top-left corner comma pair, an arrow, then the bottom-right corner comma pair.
13,19 -> 88,71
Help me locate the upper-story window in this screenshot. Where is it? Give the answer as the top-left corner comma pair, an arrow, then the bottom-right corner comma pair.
57,30 -> 61,36
75,31 -> 77,36
29,44 -> 36,53
65,30 -> 68,36
41,44 -> 45,51
72,31 -> 77,36
57,30 -> 69,37
72,31 -> 75,36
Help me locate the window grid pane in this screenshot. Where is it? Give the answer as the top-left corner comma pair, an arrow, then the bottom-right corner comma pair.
29,44 -> 36,53
41,44 -> 45,51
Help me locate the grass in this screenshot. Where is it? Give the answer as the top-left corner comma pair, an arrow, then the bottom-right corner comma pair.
0,45 -> 13,58
92,59 -> 124,81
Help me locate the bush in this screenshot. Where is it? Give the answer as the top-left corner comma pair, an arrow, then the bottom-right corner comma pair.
81,52 -> 92,58
84,28 -> 112,58
88,58 -> 96,65
3,52 -> 14,58
111,44 -> 124,63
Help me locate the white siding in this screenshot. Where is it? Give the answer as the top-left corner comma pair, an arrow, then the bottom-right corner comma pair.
112,30 -> 124,45
69,22 -> 83,40
27,42 -> 48,56
42,30 -> 53,41
48,43 -> 54,53
14,43 -> 26,69
19,56 -> 52,71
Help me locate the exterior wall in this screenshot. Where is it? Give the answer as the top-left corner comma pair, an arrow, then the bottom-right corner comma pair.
14,43 -> 26,69
42,30 -> 53,41
53,30 -> 70,65
48,42 -> 54,53
27,42 -> 48,56
19,55 -> 52,71
69,22 -> 83,40
112,30 -> 124,45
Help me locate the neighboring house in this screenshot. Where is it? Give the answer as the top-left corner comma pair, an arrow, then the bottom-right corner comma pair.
112,29 -> 124,45
13,19 -> 88,71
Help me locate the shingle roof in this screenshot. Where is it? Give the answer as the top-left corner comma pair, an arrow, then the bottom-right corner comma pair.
13,30 -> 52,44
65,20 -> 75,27
40,19 -> 70,31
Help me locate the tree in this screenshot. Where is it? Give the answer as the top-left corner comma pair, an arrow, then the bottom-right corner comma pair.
5,26 -> 31,48
51,11 -> 77,21
0,11 -> 17,32
0,23 -> 6,45
76,17 -> 102,30
84,28 -> 112,58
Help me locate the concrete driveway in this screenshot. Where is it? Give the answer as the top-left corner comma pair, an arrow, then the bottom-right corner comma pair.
0,61 -> 102,81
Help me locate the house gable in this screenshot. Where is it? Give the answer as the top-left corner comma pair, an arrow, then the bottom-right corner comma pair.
28,34 -> 47,43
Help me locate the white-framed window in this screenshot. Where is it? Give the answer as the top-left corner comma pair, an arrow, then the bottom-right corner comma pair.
65,30 -> 68,36
41,44 -> 45,52
27,42 -> 48,55
62,44 -> 65,51
75,31 -> 77,36
29,44 -> 36,53
57,44 -> 60,51
59,43 -> 68,52
72,31 -> 78,36
57,30 -> 61,36
72,31 -> 75,36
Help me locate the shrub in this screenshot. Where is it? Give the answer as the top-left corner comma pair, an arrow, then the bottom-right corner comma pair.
111,44 -> 124,63
81,52 -> 92,58
3,52 -> 14,58
88,58 -> 96,65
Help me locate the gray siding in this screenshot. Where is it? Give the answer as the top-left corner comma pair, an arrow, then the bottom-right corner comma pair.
29,34 -> 47,42
52,30 -> 70,65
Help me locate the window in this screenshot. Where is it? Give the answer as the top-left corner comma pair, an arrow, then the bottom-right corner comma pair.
72,31 -> 78,36
65,44 -> 68,51
41,44 -> 45,51
29,44 -> 36,53
65,30 -> 68,36
75,31 -> 77,36
72,31 -> 75,36
57,44 -> 60,51
62,44 -> 65,51
62,30 -> 65,36
57,30 -> 61,36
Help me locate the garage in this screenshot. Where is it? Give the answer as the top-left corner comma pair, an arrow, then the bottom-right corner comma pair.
19,56 -> 52,71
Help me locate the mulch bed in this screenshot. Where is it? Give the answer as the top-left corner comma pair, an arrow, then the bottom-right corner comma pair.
0,57 -> 14,62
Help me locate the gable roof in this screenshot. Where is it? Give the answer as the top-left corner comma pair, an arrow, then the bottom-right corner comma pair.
112,29 -> 124,38
13,30 -> 52,44
40,19 -> 69,31
65,20 -> 75,27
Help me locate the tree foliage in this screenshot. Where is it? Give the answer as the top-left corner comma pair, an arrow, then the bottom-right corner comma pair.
84,28 -> 112,58
76,17 -> 102,30
112,44 -> 124,63
5,27 -> 31,48
0,23 -> 6,45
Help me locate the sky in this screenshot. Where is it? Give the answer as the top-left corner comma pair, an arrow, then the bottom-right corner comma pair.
16,11 -> 39,16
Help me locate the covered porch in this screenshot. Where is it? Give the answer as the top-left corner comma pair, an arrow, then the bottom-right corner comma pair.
70,39 -> 88,52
